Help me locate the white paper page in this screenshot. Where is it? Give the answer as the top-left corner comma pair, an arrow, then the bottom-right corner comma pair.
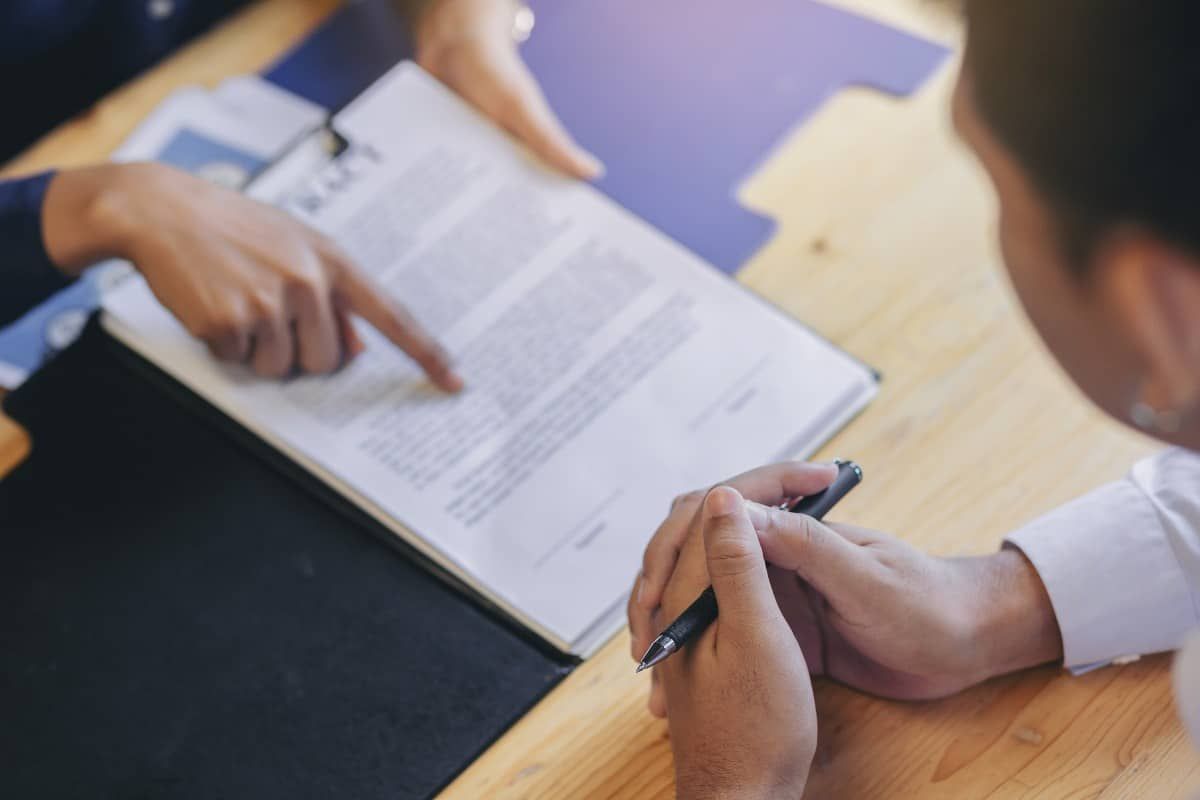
103,63 -> 875,653
213,76 -> 327,145
114,79 -> 325,174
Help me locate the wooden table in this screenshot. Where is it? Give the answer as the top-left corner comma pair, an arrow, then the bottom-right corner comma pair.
2,1 -> 1194,796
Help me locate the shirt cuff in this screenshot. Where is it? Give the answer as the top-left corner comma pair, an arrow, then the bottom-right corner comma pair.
0,171 -> 74,327
1175,632 -> 1200,747
1006,479 -> 1197,673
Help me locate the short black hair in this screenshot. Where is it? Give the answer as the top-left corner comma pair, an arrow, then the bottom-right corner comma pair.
963,1 -> 1200,268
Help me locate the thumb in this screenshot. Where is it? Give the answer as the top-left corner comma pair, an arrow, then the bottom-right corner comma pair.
744,504 -> 870,600
701,486 -> 780,627
499,64 -> 604,180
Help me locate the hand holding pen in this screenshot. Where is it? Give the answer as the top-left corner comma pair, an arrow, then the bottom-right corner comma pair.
655,483 -> 824,799
636,460 -> 863,672
632,457 -> 1048,724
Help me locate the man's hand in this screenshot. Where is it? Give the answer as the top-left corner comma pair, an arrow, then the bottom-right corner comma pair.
747,509 -> 1064,700
629,461 -> 838,717
43,163 -> 462,388
631,463 -> 1065,717
657,486 -> 816,800
414,0 -> 603,179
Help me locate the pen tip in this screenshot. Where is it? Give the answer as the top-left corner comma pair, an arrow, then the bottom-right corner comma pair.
635,663 -> 647,674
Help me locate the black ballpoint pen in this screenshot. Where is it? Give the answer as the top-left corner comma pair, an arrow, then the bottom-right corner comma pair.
635,460 -> 863,673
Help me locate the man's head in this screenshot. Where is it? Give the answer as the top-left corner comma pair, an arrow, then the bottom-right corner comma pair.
956,0 -> 1200,445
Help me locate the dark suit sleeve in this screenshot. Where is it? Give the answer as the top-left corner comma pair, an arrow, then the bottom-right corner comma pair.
0,171 -> 73,327
391,0 -> 438,26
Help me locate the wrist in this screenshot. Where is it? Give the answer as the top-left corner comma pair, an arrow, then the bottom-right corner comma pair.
42,163 -> 149,274
965,549 -> 1064,680
676,759 -> 809,800
676,780 -> 799,800
414,0 -> 520,61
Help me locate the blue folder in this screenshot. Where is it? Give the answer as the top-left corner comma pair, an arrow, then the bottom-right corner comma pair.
268,0 -> 949,273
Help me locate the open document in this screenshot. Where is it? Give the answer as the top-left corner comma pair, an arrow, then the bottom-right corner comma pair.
101,63 -> 877,656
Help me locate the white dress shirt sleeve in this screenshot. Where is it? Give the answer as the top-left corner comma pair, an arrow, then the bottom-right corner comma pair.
1176,633 -> 1200,748
1006,448 -> 1200,673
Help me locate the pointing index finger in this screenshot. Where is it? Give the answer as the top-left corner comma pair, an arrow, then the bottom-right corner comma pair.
334,263 -> 464,392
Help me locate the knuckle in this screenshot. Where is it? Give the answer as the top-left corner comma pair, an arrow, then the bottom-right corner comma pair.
186,316 -> 215,340
249,289 -> 285,323
766,507 -> 792,536
304,350 -> 339,375
316,235 -> 353,270
704,537 -> 757,578
287,275 -> 326,309
286,257 -> 330,294
640,545 -> 658,578
215,307 -> 253,338
640,552 -> 672,588
747,504 -> 784,539
641,520 -> 685,577
204,323 -> 238,347
641,547 -> 667,583
194,314 -> 236,344
794,513 -> 821,546
255,356 -> 290,380
671,489 -> 704,512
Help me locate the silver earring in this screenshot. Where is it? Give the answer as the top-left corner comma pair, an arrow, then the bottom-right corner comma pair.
1130,401 -> 1183,434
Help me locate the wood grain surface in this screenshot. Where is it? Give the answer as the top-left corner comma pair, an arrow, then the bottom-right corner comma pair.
1,2 -> 1192,797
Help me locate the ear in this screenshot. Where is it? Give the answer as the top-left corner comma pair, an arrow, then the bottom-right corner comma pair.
1097,231 -> 1200,414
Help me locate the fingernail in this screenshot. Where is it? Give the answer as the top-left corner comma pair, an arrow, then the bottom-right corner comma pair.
636,576 -> 645,607
704,486 -> 741,516
442,371 -> 465,393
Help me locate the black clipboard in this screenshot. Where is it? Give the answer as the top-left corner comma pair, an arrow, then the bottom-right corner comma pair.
0,319 -> 573,799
